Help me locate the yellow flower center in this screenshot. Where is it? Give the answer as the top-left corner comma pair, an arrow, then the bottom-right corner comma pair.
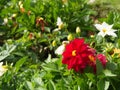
72,50 -> 76,56
88,55 -> 95,62
58,23 -> 64,29
102,29 -> 107,33
62,0 -> 68,3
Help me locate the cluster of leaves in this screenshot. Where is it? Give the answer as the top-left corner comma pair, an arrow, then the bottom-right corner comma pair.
0,0 -> 120,90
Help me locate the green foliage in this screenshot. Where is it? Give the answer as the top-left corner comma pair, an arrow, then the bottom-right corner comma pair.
0,0 -> 120,90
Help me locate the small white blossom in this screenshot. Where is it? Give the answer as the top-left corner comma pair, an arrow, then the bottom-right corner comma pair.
55,44 -> 65,55
18,1 -> 22,6
94,22 -> 117,37
88,0 -> 95,4
12,14 -> 17,18
53,17 -> 64,32
56,17 -> 64,30
57,17 -> 63,26
0,62 -> 7,76
3,18 -> 8,25
55,41 -> 69,55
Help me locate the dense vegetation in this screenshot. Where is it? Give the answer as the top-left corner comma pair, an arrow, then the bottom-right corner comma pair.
0,0 -> 120,90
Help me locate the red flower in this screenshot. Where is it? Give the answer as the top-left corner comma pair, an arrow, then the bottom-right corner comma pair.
62,38 -> 95,72
88,54 -> 107,73
62,38 -> 107,73
97,54 -> 107,67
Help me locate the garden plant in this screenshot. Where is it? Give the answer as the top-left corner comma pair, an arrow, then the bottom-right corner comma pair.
0,0 -> 120,90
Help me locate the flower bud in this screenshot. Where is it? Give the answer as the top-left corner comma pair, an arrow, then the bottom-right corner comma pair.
67,34 -> 73,41
12,14 -> 17,18
90,35 -> 94,38
20,4 -> 23,8
3,18 -> 8,25
18,1 -> 22,6
7,39 -> 13,44
29,33 -> 34,39
20,8 -> 25,13
76,27 -> 81,34
52,40 -> 56,47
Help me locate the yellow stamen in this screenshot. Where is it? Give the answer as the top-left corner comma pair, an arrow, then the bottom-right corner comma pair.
72,50 -> 76,56
102,29 -> 107,33
88,55 -> 95,62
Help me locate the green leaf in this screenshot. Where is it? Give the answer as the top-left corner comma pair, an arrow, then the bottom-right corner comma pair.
97,79 -> 105,90
96,35 -> 103,44
73,85 -> 80,90
14,56 -> 28,72
47,80 -> 56,90
26,81 -> 34,90
105,81 -> 110,90
0,44 -> 16,61
35,87 -> 46,90
86,73 -> 95,83
44,27 -> 51,32
29,15 -> 35,25
96,59 -> 104,75
103,69 -> 116,77
33,77 -> 44,86
16,27 -> 28,33
106,62 -> 117,71
97,79 -> 110,90
42,62 -> 59,72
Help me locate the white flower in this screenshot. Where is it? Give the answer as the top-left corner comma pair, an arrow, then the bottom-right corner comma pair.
88,0 -> 95,4
55,44 -> 65,55
53,17 -> 64,32
12,14 -> 17,18
57,17 -> 63,26
55,41 -> 69,55
0,62 -> 8,76
56,17 -> 64,30
3,18 -> 8,25
94,22 -> 117,37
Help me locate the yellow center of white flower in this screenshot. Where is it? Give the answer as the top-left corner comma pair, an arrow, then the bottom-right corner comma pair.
58,23 -> 64,29
72,50 -> 76,56
102,29 -> 107,33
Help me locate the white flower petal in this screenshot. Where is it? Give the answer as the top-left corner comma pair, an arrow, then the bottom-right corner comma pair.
53,28 -> 60,32
94,24 -> 103,31
0,62 -> 7,76
56,17 -> 63,26
102,22 -> 114,30
55,45 -> 65,55
111,29 -> 117,32
95,22 -> 117,37
107,31 -> 117,37
0,62 -> 3,66
98,32 -> 106,37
